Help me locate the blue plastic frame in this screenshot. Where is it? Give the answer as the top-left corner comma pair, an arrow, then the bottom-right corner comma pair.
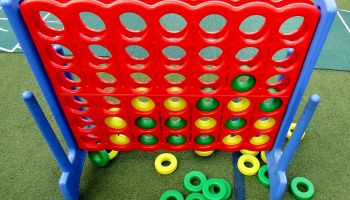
1,0 -> 336,199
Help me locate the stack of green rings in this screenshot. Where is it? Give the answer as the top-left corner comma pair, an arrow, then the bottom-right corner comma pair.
195,134 -> 215,145
135,117 -> 156,129
167,134 -> 187,145
196,97 -> 219,112
225,117 -> 246,130
231,74 -> 256,92
138,134 -> 158,145
166,117 -> 187,130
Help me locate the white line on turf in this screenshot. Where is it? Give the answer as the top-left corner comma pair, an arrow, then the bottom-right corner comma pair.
337,11 -> 350,34
42,12 -> 51,21
339,9 -> 350,13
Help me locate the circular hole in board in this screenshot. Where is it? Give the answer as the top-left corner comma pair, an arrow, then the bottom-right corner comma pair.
160,13 -> 187,33
79,12 -> 106,31
200,14 -> 227,33
126,45 -> 149,60
40,11 -> 64,31
240,15 -> 266,34
120,12 -> 146,32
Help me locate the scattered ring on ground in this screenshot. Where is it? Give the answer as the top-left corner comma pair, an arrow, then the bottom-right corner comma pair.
202,178 -> 227,200
196,97 -> 219,112
160,190 -> 184,200
194,150 -> 214,157
166,117 -> 187,130
250,134 -> 270,146
287,123 -> 306,140
138,134 -> 158,145
185,193 -> 206,200
260,151 -> 267,163
167,134 -> 187,145
237,154 -> 260,176
231,74 -> 256,92
240,149 -> 259,156
164,97 -> 187,112
222,134 -> 242,146
259,98 -> 282,112
221,179 -> 232,200
108,150 -> 118,160
184,171 -> 207,193
257,165 -> 270,187
290,177 -> 315,200
254,117 -> 276,130
135,117 -> 156,129
225,117 -> 246,130
195,134 -> 215,145
131,96 -> 155,112
109,134 -> 130,145
88,150 -> 110,167
154,153 -> 178,175
105,116 -> 127,130
195,117 -> 217,130
227,97 -> 251,112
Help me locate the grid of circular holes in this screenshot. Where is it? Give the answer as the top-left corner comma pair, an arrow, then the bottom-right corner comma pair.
236,47 -> 259,61
119,12 -> 146,32
89,45 -> 111,60
51,44 -> 73,59
162,46 -> 186,61
240,15 -> 266,34
280,16 -> 304,35
40,11 -> 64,31
199,46 -> 223,61
126,45 -> 149,60
96,72 -> 116,83
79,12 -> 106,32
200,14 -> 227,33
165,73 -> 185,84
273,48 -> 295,62
160,13 -> 187,33
131,72 -> 151,84
199,73 -> 219,84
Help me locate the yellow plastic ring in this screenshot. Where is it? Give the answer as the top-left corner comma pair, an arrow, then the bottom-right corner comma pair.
261,151 -> 267,163
109,134 -> 130,145
287,123 -> 306,140
250,134 -> 270,146
227,97 -> 251,112
108,150 -> 118,160
104,117 -> 127,130
254,117 -> 276,130
194,150 -> 214,157
164,97 -> 187,112
167,87 -> 183,93
222,134 -> 242,146
237,154 -> 260,176
131,96 -> 155,112
195,117 -> 217,130
154,153 -> 178,175
240,149 -> 259,156
133,87 -> 150,93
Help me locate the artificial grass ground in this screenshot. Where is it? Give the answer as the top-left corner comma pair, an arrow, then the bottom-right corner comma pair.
0,53 -> 349,199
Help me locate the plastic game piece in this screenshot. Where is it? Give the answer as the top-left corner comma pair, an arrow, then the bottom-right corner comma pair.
222,134 -> 242,146
202,87 -> 215,92
237,154 -> 260,176
167,87 -> 183,93
184,171 -> 207,193
240,149 -> 259,156
231,74 -> 256,92
195,134 -> 214,145
104,117 -> 127,130
225,117 -> 246,130
133,87 -> 149,93
185,193 -> 206,200
135,117 -> 156,129
287,123 -> 306,140
109,134 -> 130,145
138,134 -> 158,145
254,117 -> 276,130
220,179 -> 232,200
88,150 -> 110,167
131,96 -> 155,112
194,150 -> 214,157
107,150 -> 118,160
160,190 -> 184,200
259,98 -> 282,112
195,117 -> 216,130
167,134 -> 187,145
202,178 -> 227,200
154,153 -> 178,175
260,151 -> 267,163
257,165 -> 270,187
290,177 -> 315,200
196,97 -> 219,112
250,134 -> 270,146
166,117 -> 187,130
227,98 -> 251,112
164,97 -> 187,112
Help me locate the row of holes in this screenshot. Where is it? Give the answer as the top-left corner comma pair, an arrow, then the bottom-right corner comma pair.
42,11 -> 304,36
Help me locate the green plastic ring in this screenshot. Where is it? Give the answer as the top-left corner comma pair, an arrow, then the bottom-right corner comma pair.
225,117 -> 246,130
202,178 -> 227,200
166,117 -> 187,130
138,134 -> 158,145
220,179 -> 232,200
160,190 -> 184,200
196,97 -> 219,112
290,177 -> 315,200
135,117 -> 156,129
195,134 -> 215,145
88,150 -> 110,167
257,165 -> 270,187
231,74 -> 256,92
259,98 -> 282,112
184,171 -> 207,193
202,87 -> 215,92
185,193 -> 206,200
166,134 -> 187,145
